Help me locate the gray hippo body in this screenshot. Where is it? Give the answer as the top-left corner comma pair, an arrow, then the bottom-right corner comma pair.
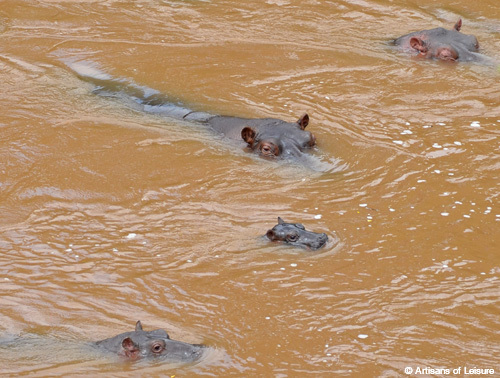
66,60 -> 317,159
394,19 -> 480,62
95,321 -> 205,362
266,217 -> 328,250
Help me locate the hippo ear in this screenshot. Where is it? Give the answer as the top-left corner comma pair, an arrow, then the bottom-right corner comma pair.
278,217 -> 285,225
453,18 -> 462,32
241,127 -> 256,145
409,37 -> 427,53
297,113 -> 309,130
266,230 -> 276,240
135,321 -> 143,332
122,337 -> 140,359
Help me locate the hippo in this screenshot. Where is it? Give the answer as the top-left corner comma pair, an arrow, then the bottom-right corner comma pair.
63,59 -> 317,160
206,113 -> 314,158
266,217 -> 328,250
394,19 -> 480,62
95,321 -> 205,362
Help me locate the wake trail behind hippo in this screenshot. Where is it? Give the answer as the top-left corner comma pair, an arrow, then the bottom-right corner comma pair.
60,57 -> 331,166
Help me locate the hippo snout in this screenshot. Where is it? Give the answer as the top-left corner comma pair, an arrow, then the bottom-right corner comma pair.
310,233 -> 328,250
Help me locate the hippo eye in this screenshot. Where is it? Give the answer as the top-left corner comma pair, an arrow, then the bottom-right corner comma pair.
261,144 -> 277,156
259,142 -> 280,157
436,47 -> 458,62
286,232 -> 299,242
151,342 -> 164,354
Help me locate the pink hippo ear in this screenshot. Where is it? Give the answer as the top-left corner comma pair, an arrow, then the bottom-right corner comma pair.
266,230 -> 276,240
410,37 -> 427,53
122,338 -> 140,359
297,113 -> 309,130
453,18 -> 462,32
241,127 -> 256,145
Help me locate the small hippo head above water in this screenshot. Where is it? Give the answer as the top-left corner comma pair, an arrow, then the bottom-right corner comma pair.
394,19 -> 480,62
266,217 -> 328,250
95,321 -> 205,362
241,114 -> 316,158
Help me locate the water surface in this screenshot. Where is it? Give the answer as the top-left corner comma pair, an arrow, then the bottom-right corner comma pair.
1,0 -> 499,375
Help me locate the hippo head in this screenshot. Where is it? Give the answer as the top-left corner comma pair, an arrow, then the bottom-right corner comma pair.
395,19 -> 479,62
241,114 -> 316,158
95,321 -> 205,362
266,217 -> 328,250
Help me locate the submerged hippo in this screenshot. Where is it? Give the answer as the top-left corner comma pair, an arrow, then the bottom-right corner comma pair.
394,19 -> 480,62
64,59 -> 317,160
266,217 -> 328,250
95,321 -> 205,362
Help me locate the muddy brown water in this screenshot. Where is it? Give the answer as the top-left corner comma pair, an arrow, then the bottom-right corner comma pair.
1,0 -> 500,376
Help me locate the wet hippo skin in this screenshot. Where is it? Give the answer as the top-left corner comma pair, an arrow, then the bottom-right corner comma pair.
394,19 -> 480,62
207,113 -> 315,158
95,321 -> 205,362
266,217 -> 328,250
64,59 -> 317,160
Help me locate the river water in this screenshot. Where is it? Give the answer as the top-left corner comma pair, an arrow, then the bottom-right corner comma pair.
1,0 -> 499,376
